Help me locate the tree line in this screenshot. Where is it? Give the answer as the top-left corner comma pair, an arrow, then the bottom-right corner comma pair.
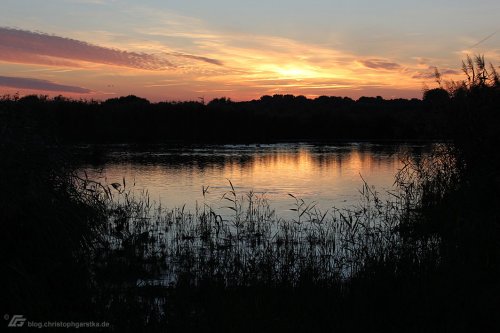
1,92 -> 451,143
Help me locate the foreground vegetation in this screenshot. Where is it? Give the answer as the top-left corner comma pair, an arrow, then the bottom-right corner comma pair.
2,56 -> 499,331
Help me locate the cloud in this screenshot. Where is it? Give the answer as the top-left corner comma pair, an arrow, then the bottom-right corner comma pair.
414,57 -> 430,66
411,72 -> 435,79
441,69 -> 461,75
412,68 -> 460,79
359,59 -> 401,70
0,27 -> 174,70
0,75 -> 91,93
169,52 -> 223,66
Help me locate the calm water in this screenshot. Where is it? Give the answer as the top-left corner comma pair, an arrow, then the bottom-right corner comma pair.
79,143 -> 429,218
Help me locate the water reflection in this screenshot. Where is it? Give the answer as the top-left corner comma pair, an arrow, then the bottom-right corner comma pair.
80,143 -> 427,218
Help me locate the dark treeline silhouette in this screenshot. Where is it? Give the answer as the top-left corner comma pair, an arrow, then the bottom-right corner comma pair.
1,92 -> 448,143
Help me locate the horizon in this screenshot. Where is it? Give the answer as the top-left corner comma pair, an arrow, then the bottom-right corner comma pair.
2,91 -> 427,103
1,1 -> 499,101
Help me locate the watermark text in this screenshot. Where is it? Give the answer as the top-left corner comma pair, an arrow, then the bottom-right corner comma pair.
5,315 -> 110,329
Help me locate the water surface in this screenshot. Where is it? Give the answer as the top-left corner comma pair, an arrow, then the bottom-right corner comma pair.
80,143 -> 428,218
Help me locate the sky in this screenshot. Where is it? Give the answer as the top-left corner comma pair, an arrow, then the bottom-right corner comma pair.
0,0 -> 499,101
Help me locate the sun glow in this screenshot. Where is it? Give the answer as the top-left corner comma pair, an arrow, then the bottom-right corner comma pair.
274,66 -> 318,79
0,22 -> 461,101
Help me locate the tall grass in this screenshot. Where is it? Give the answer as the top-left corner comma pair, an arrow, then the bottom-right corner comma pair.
72,144 -> 454,331
1,122 -> 109,321
3,130 -> 492,331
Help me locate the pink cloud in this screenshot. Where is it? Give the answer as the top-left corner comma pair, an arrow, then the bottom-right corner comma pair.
0,75 -> 91,93
0,27 -> 174,70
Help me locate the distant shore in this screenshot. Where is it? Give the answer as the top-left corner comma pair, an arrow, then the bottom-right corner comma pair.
0,93 -> 450,143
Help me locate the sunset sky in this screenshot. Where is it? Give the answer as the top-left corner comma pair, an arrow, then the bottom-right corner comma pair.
1,0 -> 499,101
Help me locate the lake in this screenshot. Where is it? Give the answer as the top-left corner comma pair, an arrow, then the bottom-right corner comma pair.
79,142 -> 431,219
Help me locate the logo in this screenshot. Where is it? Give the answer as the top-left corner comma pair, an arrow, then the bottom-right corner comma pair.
8,315 -> 26,327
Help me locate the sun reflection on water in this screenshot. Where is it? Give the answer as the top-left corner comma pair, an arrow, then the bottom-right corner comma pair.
81,143 -> 411,218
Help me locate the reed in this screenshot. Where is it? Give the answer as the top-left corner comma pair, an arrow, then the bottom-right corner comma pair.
72,145 -> 453,331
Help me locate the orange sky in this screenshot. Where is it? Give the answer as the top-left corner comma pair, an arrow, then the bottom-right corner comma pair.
1,1 -> 499,101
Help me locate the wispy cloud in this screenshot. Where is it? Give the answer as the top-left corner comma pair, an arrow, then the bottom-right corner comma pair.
0,19 -> 451,100
0,27 -> 174,70
168,52 -> 223,66
359,59 -> 401,70
0,75 -> 91,93
412,67 -> 460,79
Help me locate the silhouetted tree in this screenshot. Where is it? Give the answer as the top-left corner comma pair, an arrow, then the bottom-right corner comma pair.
423,88 -> 450,106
